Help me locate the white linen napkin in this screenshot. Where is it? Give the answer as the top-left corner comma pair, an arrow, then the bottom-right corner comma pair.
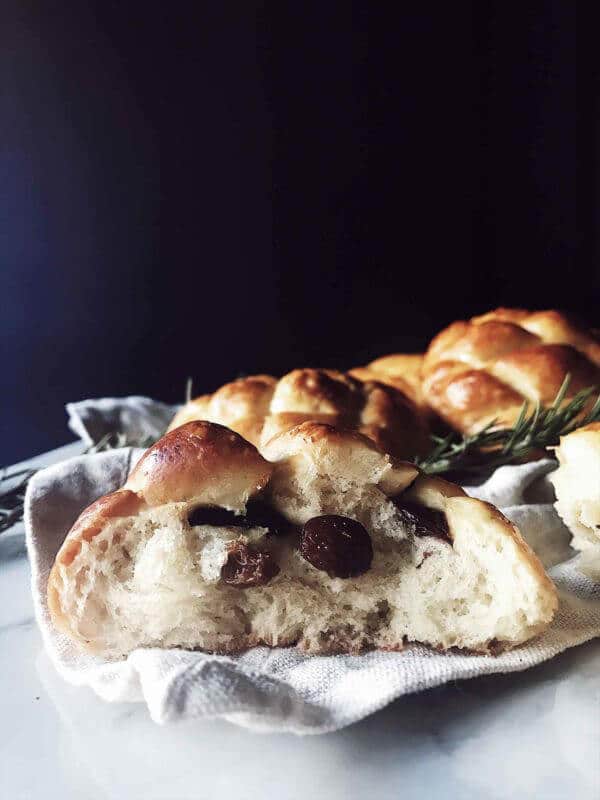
24,398 -> 600,734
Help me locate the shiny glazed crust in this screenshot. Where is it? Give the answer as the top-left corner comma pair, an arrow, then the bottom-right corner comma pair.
168,367 -> 430,460
421,308 -> 600,434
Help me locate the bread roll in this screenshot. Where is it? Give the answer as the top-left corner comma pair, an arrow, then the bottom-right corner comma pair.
48,421 -> 557,658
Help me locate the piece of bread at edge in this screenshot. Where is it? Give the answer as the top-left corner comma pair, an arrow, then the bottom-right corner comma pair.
550,422 -> 600,551
48,421 -> 557,659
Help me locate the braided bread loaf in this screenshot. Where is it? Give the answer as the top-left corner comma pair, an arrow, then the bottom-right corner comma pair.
421,308 -> 600,435
169,368 -> 430,460
48,420 -> 557,657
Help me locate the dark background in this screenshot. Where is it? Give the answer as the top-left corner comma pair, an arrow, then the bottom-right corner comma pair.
2,2 -> 599,462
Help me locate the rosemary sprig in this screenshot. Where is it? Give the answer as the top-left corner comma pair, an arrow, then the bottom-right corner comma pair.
0,432 -> 158,535
86,432 -> 158,453
417,375 -> 600,475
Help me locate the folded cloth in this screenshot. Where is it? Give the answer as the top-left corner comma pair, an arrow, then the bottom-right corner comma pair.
23,398 -> 600,734
66,396 -> 177,447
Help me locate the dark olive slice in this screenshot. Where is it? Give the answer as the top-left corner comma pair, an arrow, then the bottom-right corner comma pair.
221,541 -> 280,588
244,498 -> 293,537
300,515 -> 373,578
393,500 -> 452,544
188,499 -> 291,536
188,506 -> 250,528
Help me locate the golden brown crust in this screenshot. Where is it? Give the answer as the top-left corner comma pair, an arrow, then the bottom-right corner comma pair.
260,411 -> 345,444
368,353 -> 424,381
168,368 -> 430,460
126,421 -> 272,505
422,308 -> 600,434
350,354 -> 425,411
425,321 -> 538,371
209,375 -> 277,422
169,376 -> 277,442
270,369 -> 362,416
475,308 -> 600,366
494,344 -> 600,403
263,419 -> 383,455
424,363 -> 525,433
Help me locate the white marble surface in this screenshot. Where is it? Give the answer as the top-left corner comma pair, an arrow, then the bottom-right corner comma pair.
1,444 -> 600,800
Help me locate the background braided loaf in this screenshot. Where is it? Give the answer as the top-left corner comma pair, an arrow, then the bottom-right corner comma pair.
420,308 -> 600,435
169,368 -> 430,460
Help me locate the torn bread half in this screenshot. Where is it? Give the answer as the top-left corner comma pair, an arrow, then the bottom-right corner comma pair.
48,421 -> 557,659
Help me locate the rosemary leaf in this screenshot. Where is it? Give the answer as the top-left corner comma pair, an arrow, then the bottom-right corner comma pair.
417,374 -> 600,476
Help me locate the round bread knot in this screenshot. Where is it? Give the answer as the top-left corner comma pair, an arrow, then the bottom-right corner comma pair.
126,420 -> 272,507
168,367 -> 430,460
420,308 -> 600,435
